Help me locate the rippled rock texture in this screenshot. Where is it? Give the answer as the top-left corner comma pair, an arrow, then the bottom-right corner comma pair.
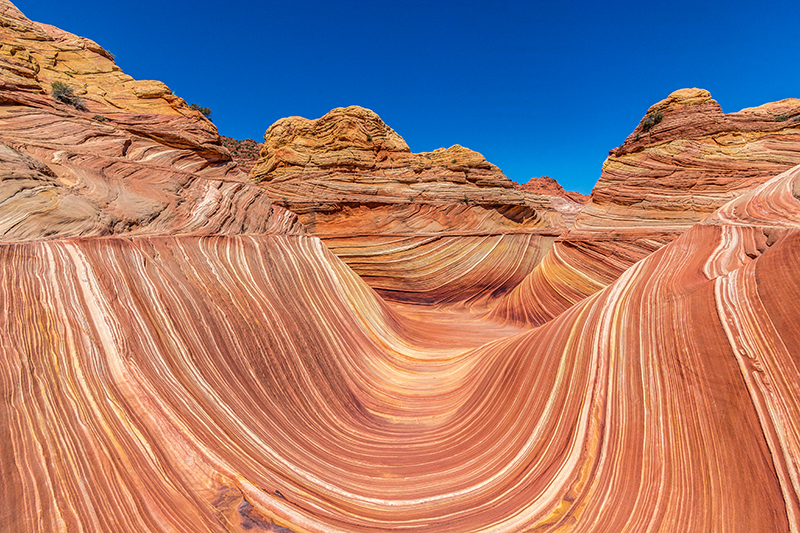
0,0 -> 299,240
491,88 -> 800,325
3,163 -> 800,533
249,106 -> 574,306
3,2 -> 800,532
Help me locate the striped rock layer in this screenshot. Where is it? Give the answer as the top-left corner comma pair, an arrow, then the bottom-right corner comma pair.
491,88 -> 800,325
2,3 -> 800,532
2,164 -> 800,533
248,105 -> 581,306
0,0 -> 300,240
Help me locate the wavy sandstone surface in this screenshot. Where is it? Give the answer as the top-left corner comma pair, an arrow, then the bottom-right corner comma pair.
3,158 -> 800,533
491,88 -> 800,325
3,2 -> 800,532
249,106 -> 581,306
0,0 -> 298,240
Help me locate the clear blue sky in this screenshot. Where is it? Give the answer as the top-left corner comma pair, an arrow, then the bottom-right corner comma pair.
15,0 -> 800,193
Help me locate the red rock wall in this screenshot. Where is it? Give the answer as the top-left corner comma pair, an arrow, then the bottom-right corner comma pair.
2,167 -> 799,532
491,89 -> 800,325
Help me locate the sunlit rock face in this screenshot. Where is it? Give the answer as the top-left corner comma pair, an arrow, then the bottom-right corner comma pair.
1,0 -> 198,117
248,106 -> 574,307
2,2 -> 800,532
491,88 -> 800,325
0,0 -> 301,240
514,176 -> 588,226
3,160 -> 800,533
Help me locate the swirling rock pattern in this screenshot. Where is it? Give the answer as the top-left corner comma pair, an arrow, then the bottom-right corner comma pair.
514,176 -> 588,226
249,106 -> 573,305
0,0 -> 301,241
2,160 -> 799,533
491,88 -> 800,325
3,3 -> 800,532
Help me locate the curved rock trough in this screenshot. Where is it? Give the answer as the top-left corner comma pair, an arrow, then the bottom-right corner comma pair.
2,1 -> 800,531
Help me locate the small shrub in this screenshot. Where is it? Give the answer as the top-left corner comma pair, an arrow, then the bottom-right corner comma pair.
189,103 -> 212,120
366,134 -> 372,142
451,158 -> 457,164
51,81 -> 86,110
775,114 -> 790,122
640,111 -> 664,132
92,114 -> 108,122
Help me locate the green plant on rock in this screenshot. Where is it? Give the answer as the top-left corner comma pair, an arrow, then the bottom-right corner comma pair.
189,103 -> 212,120
51,81 -> 86,110
640,111 -> 664,132
775,114 -> 790,122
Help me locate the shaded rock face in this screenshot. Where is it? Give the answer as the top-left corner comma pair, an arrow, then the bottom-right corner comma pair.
249,106 -> 574,306
0,0 -> 301,240
491,88 -> 800,325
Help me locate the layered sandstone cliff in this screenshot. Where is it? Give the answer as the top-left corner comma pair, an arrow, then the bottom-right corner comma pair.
491,88 -> 800,325
248,106 -> 580,306
4,135 -> 800,533
0,0 -> 300,240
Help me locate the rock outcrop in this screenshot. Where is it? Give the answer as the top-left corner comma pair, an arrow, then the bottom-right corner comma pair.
516,175 -> 590,204
3,141 -> 800,533
3,4 -> 800,532
0,0 -> 301,240
0,0 -> 203,119
249,106 -> 574,306
220,136 -> 261,174
491,88 -> 800,325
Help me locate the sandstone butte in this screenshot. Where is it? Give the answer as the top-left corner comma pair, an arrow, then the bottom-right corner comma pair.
2,2 -> 800,532
247,105 -> 584,307
490,87 -> 800,325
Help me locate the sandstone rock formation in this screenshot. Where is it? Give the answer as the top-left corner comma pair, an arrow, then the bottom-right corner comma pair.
515,175 -> 590,204
249,106 -> 574,306
3,148 -> 800,533
0,0 -> 202,119
491,88 -> 800,325
3,3 -> 800,532
513,176 -> 587,227
0,0 -> 300,240
221,136 -> 261,174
